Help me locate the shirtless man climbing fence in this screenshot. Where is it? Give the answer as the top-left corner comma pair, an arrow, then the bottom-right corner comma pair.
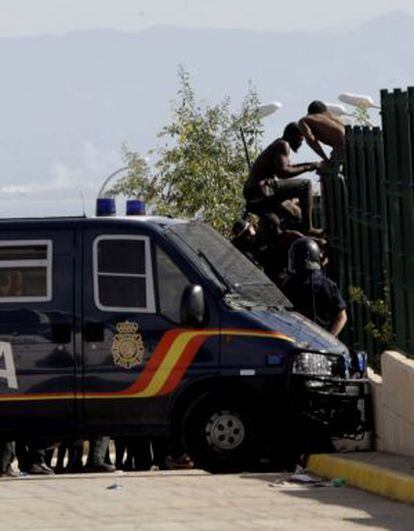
299,101 -> 346,162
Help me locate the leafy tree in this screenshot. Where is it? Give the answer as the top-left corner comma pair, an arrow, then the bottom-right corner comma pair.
109,66 -> 263,234
108,145 -> 155,201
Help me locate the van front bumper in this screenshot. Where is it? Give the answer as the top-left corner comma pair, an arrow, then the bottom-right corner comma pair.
290,374 -> 371,438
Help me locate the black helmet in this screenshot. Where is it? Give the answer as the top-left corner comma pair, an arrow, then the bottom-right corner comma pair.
288,237 -> 321,273
232,219 -> 250,239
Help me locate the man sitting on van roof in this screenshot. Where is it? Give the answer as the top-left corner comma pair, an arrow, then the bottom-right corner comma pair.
299,101 -> 346,162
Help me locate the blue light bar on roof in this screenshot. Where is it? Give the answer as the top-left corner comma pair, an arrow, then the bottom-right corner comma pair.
96,198 -> 116,217
126,199 -> 146,216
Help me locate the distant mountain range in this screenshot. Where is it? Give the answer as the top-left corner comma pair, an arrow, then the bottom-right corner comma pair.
0,10 -> 413,216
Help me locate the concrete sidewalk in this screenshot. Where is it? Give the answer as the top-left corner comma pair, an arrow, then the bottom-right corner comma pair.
307,452 -> 414,504
1,469 -> 414,530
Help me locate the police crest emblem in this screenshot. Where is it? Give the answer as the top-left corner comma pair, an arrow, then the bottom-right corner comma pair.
111,321 -> 145,369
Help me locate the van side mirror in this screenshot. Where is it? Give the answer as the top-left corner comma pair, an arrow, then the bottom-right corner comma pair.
180,285 -> 205,327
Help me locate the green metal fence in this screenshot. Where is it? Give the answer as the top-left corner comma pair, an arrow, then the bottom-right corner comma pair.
322,126 -> 388,364
381,88 -> 414,355
323,87 -> 414,361
346,126 -> 388,360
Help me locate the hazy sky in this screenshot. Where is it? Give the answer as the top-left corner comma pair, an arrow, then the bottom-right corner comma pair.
0,0 -> 411,216
0,0 -> 413,36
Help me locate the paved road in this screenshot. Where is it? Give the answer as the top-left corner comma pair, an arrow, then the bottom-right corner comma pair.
1,470 -> 413,530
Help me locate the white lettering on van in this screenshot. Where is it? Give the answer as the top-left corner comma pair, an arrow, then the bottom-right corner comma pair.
0,342 -> 18,389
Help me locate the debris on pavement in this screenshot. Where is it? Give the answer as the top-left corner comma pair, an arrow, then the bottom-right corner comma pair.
331,478 -> 347,487
106,483 -> 123,491
290,473 -> 321,484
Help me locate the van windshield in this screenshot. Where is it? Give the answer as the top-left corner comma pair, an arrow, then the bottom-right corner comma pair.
166,221 -> 291,309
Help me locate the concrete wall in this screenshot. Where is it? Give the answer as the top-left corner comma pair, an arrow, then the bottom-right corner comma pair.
369,351 -> 414,456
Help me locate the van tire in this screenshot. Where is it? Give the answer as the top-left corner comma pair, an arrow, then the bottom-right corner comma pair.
182,392 -> 259,473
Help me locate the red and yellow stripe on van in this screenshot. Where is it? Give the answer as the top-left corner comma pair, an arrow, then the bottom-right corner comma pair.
0,328 -> 293,402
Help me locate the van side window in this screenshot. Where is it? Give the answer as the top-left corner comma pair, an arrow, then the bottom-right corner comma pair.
0,240 -> 52,302
156,246 -> 190,323
94,235 -> 155,313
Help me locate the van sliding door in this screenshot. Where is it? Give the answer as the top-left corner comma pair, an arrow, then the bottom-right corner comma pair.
0,229 -> 78,437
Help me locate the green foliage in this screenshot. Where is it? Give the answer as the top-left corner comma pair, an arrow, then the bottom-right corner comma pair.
107,145 -> 154,199
349,285 -> 392,345
109,66 -> 264,234
352,107 -> 373,127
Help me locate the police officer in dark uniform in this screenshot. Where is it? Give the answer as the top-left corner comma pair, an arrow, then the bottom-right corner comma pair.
0,441 -> 18,477
86,436 -> 116,473
231,219 -> 267,266
284,238 -> 347,337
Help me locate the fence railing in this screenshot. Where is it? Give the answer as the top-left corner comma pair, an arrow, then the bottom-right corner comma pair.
322,87 -> 414,362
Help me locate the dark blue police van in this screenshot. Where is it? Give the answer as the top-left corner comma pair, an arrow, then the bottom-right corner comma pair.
0,204 -> 369,472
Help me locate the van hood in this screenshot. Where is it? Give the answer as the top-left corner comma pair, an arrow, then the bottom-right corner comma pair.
240,308 -> 349,356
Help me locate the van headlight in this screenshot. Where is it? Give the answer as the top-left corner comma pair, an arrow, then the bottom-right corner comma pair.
292,352 -> 339,376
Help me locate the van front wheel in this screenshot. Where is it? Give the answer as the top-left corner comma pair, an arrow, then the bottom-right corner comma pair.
182,393 -> 259,473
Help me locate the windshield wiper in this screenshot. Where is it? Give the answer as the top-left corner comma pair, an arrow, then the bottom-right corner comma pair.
233,281 -> 272,288
197,251 -> 232,294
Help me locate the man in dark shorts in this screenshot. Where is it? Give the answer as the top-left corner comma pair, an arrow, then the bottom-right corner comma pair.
284,237 -> 347,337
299,101 -> 346,162
243,122 -> 323,237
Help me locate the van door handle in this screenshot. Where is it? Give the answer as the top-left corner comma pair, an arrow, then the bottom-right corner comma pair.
84,322 -> 105,343
51,323 -> 72,344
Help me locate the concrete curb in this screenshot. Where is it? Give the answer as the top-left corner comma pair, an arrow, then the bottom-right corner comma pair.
307,454 -> 414,504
